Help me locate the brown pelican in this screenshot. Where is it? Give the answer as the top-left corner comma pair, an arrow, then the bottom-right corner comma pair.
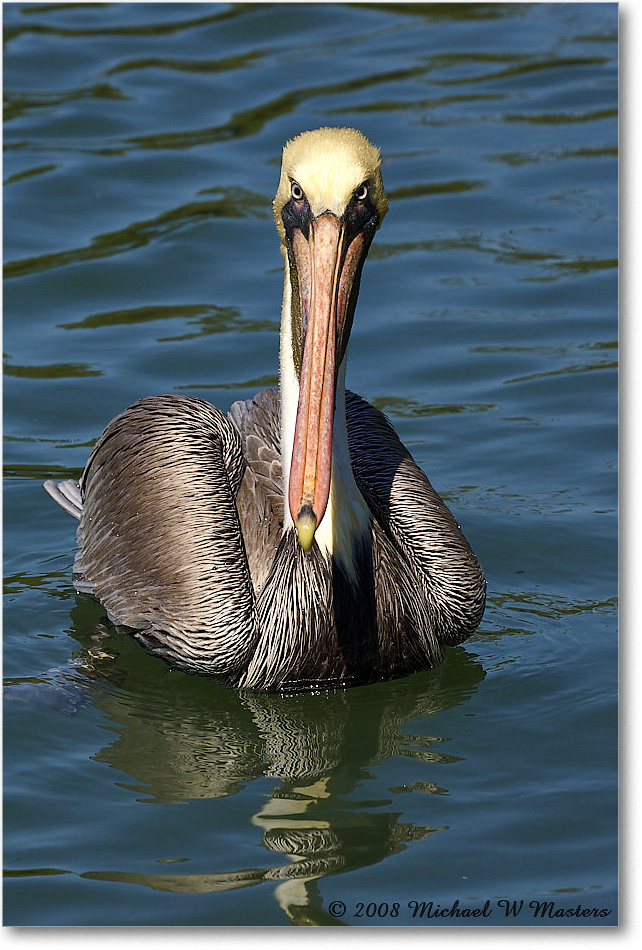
45,127 -> 486,691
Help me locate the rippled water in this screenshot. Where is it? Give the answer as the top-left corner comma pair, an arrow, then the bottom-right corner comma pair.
3,1 -> 617,928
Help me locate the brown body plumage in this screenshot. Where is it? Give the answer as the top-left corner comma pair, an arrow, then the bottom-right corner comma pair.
45,128 -> 486,691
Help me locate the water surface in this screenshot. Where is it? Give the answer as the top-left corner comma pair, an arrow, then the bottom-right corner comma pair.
3,1 -> 618,927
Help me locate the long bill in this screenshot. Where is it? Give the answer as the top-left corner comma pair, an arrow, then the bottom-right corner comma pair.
287,212 -> 368,553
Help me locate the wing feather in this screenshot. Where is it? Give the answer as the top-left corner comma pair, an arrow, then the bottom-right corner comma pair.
74,394 -> 258,676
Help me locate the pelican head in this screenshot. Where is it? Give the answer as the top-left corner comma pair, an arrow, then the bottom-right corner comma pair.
273,128 -> 388,552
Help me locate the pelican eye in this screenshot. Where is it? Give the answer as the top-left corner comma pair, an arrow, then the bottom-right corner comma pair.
290,181 -> 305,201
354,182 -> 369,202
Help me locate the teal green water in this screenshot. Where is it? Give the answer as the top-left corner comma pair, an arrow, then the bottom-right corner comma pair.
3,2 -> 617,927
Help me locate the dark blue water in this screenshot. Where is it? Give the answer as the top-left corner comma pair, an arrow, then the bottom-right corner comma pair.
3,2 -> 617,927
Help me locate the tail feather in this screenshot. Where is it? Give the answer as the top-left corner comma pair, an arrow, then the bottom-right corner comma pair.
44,479 -> 82,520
